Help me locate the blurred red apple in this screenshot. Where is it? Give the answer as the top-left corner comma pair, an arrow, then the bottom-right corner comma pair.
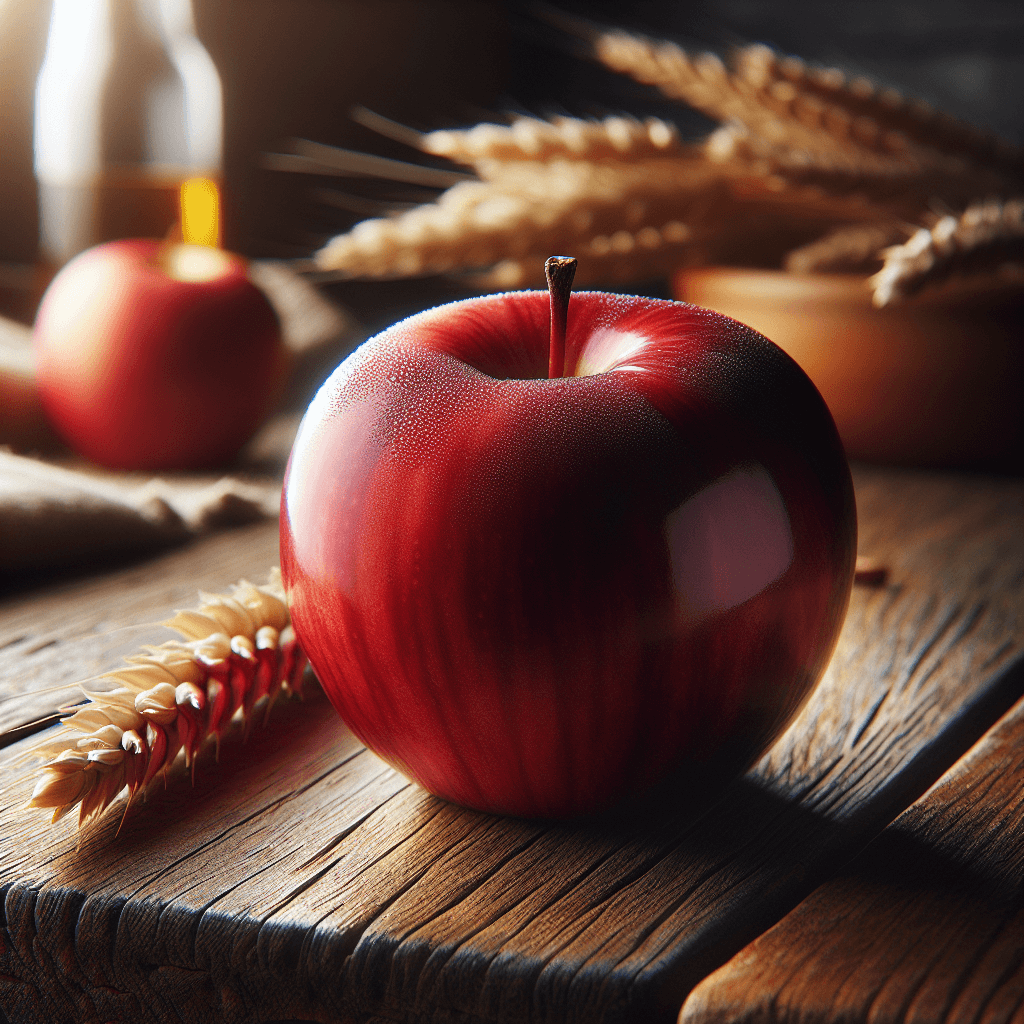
281,263 -> 856,818
33,239 -> 286,470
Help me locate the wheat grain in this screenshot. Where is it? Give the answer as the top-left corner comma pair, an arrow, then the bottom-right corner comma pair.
25,569 -> 308,829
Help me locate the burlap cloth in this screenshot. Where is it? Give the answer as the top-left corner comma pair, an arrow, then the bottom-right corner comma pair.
0,262 -> 358,573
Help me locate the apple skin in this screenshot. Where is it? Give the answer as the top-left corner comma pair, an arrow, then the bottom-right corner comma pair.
33,239 -> 286,470
281,290 -> 856,819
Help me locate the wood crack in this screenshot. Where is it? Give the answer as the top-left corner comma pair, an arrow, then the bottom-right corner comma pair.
295,778 -> 410,873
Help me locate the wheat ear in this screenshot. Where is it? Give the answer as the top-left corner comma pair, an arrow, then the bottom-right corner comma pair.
421,113 -> 684,167
590,30 -> 881,162
474,219 -> 694,289
733,44 -> 1024,181
704,120 -> 1008,215
870,198 -> 1024,305
25,569 -> 307,829
314,153 -> 721,278
593,30 -> 1020,205
784,221 -> 912,274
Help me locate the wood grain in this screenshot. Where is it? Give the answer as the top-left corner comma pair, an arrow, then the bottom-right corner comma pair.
0,467 -> 1021,1024
680,689 -> 1024,1024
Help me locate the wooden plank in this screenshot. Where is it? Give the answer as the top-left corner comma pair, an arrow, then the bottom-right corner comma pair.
680,688 -> 1024,1024
0,466 -> 1021,1024
0,521 -> 282,739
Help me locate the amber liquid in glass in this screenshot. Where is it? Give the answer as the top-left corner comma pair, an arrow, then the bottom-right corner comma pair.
37,168 -> 222,268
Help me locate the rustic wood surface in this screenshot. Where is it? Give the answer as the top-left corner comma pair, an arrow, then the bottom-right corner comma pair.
0,465 -> 1022,1024
680,688 -> 1024,1024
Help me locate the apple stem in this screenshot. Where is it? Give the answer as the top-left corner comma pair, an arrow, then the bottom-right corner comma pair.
545,256 -> 577,379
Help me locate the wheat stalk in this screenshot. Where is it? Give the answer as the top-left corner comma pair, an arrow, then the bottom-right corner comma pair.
870,198 -> 1024,305
25,569 -> 307,829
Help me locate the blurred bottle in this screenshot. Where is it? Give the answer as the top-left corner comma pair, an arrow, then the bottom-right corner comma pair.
34,0 -> 222,267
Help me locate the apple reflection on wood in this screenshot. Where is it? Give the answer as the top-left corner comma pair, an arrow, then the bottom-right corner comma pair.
281,257 -> 856,819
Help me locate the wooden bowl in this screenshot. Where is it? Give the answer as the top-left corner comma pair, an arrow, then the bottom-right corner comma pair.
674,267 -> 1024,470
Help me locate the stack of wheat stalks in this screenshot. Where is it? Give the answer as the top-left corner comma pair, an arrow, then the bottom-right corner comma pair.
309,24 -> 1024,306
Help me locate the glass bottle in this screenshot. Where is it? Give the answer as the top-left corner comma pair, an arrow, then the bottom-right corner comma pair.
34,0 -> 223,267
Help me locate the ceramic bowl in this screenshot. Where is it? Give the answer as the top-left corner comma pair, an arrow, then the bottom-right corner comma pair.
675,267 -> 1024,470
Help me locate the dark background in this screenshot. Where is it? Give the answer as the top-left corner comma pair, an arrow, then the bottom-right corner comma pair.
2,0 -> 1022,322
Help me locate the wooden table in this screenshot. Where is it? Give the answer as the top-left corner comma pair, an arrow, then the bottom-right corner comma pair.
1,464 -> 1021,1024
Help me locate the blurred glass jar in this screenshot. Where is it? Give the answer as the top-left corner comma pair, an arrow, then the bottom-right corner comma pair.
34,0 -> 222,267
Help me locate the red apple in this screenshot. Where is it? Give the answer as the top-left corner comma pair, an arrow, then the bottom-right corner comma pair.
33,239 -> 286,470
281,260 -> 856,818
